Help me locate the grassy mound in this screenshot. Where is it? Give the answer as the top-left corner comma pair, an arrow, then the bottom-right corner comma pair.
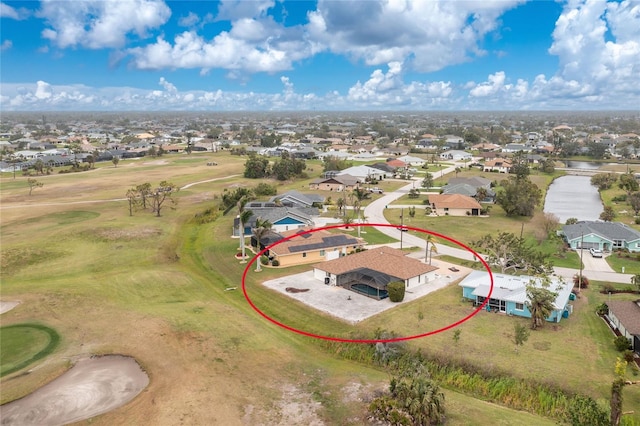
0,323 -> 61,377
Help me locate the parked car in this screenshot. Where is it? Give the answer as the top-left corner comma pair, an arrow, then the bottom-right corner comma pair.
589,248 -> 603,258
369,187 -> 384,194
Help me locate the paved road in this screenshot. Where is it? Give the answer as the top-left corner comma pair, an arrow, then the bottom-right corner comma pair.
363,163 -> 632,284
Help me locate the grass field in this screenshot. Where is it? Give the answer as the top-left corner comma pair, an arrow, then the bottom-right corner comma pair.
0,323 -> 60,377
1,152 -> 638,424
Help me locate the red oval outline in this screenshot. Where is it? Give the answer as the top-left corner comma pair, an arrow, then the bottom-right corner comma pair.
241,223 -> 493,343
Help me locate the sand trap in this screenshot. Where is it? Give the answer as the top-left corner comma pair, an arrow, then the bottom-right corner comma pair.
0,301 -> 20,315
0,355 -> 149,426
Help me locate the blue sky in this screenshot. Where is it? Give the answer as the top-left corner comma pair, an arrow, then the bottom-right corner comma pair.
1,0 -> 639,111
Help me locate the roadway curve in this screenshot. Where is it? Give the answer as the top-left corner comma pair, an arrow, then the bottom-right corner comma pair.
363,164 -> 631,284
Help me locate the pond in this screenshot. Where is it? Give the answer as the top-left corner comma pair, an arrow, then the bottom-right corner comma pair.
543,175 -> 603,223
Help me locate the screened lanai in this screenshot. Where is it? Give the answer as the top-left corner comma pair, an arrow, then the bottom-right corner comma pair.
337,267 -> 401,300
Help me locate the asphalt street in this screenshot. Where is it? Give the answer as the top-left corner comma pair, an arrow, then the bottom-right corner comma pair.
362,164 -> 633,285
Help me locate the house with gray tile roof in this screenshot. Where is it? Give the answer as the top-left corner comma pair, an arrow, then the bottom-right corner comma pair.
606,300 -> 640,353
269,190 -> 324,208
562,221 -> 640,252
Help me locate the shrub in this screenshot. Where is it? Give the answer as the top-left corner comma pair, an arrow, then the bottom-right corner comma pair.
260,255 -> 269,265
387,281 -> 405,303
596,303 -> 609,316
602,283 -> 616,294
612,194 -> 627,202
271,259 -> 280,267
623,349 -> 635,363
573,274 -> 589,289
614,335 -> 632,352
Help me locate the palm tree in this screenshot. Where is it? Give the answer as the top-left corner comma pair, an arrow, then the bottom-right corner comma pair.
342,215 -> 354,230
429,244 -> 438,265
425,234 -> 438,265
237,198 -> 253,263
336,197 -> 345,217
251,218 -> 272,272
525,284 -> 557,330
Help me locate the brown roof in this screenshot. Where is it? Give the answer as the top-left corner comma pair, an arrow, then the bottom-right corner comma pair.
608,300 -> 640,335
270,228 -> 363,255
313,246 -> 436,279
484,158 -> 512,167
428,194 -> 482,210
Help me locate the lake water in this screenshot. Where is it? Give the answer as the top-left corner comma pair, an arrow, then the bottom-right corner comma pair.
543,175 -> 603,223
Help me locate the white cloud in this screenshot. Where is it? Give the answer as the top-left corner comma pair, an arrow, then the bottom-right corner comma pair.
127,23 -> 314,73
307,0 -> 525,72
178,12 -> 200,27
39,0 -> 171,49
469,71 -> 506,97
548,0 -> 640,100
215,0 -> 275,21
159,77 -> 177,94
1,40 -> 12,51
0,2 -> 29,19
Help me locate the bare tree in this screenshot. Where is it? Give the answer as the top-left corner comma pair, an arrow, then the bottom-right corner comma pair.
151,181 -> 178,217
27,178 -> 43,195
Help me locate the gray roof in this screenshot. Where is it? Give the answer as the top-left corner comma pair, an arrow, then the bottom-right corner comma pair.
269,190 -> 324,207
446,176 -> 492,188
563,221 -> 640,243
607,300 -> 640,335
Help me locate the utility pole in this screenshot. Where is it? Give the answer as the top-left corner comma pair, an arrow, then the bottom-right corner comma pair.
578,232 -> 584,293
400,208 -> 404,250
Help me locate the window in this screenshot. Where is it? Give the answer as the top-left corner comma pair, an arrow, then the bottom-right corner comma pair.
302,252 -> 307,258
320,250 -> 325,256
515,303 -> 524,311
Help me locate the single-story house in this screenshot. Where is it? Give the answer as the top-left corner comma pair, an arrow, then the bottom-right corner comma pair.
472,142 -> 501,152
562,221 -> 640,253
269,190 -> 325,208
443,177 -> 494,201
309,174 -> 360,192
459,270 -> 573,322
262,228 -> 365,267
337,165 -> 391,181
483,158 -> 512,173
427,194 -> 482,216
606,300 -> 640,353
439,150 -> 473,161
396,155 -> 426,167
233,206 -> 317,236
313,246 -> 438,300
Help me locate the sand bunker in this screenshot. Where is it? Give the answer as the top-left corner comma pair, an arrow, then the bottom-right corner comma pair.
0,301 -> 20,315
0,355 -> 149,426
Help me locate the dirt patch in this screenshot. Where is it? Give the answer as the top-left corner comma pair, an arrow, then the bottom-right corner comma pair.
243,383 -> 324,426
0,355 -> 149,425
0,301 -> 20,315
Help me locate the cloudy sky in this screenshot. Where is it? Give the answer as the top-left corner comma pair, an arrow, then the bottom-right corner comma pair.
1,0 -> 639,111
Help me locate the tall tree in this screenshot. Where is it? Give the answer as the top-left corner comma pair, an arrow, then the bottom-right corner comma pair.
112,156 -> 120,168
509,151 -> 530,179
243,153 -> 270,178
618,173 -> 639,196
425,234 -> 438,265
474,232 -> 552,275
237,198 -> 253,262
251,218 -> 272,272
475,186 -> 489,202
600,205 -> 616,222
422,173 -> 434,189
151,181 -> 178,217
628,192 -> 640,216
495,176 -> 542,217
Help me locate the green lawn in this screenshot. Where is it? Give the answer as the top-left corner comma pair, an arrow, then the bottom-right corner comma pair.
1,155 -> 638,424
0,324 -> 60,377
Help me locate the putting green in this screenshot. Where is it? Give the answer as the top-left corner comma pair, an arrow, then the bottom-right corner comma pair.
0,323 -> 60,377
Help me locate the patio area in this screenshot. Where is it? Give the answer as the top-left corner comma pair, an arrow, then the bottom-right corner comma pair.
261,261 -> 470,324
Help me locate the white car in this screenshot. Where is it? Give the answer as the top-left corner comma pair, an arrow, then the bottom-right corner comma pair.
589,248 -> 603,258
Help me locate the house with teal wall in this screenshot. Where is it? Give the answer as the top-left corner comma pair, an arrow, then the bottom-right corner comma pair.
562,221 -> 640,252
459,270 -> 573,322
